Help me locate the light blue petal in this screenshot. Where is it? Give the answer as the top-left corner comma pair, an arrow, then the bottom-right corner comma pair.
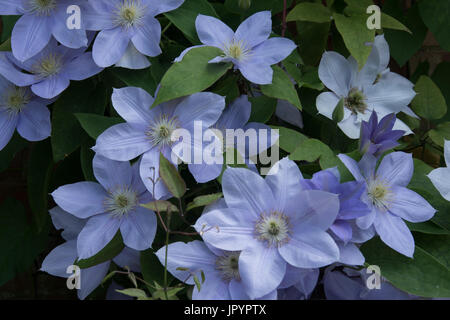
49,206 -> 86,241
92,27 -> 130,67
16,101 -> 50,141
0,110 -> 18,150
41,240 -> 77,278
195,14 -> 234,48
234,11 -> 271,49
120,206 -> 157,251
111,87 -> 154,125
64,52 -> 103,81
131,16 -> 162,57
78,261 -> 110,300
318,51 -> 352,97
92,154 -> 133,190
376,152 -> 413,187
389,186 -> 436,222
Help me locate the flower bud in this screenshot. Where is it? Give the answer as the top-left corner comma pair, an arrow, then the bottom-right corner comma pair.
238,0 -> 251,10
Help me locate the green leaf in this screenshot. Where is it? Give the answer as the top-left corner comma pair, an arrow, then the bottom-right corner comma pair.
186,193 -> 223,212
211,74 -> 240,106
159,152 -> 186,198
76,231 -> 124,269
333,12 -> 375,69
152,46 -> 232,107
261,65 -> 301,110
51,81 -> 109,161
432,62 -> 450,123
419,0 -> 450,51
0,198 -> 49,286
140,249 -> 168,294
0,16 -> 19,42
0,133 -> 27,173
411,75 -> 448,120
75,113 -> 124,140
381,13 -> 411,33
248,96 -> 277,123
360,237 -> 450,298
141,200 -> 179,213
406,221 -> 450,235
270,125 -> 308,153
111,67 -> 157,96
296,20 -> 331,66
0,38 -> 11,51
116,288 -> 149,299
80,143 -> 95,181
429,122 -> 450,147
27,140 -> 53,232
165,0 -> 218,44
414,234 -> 450,269
332,98 -> 345,123
287,2 -> 331,23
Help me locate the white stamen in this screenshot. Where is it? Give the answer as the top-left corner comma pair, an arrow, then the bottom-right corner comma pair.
215,252 -> 241,282
104,186 -> 139,218
223,39 -> 252,62
146,114 -> 180,148
113,0 -> 147,29
1,86 -> 32,115
255,211 -> 290,247
32,53 -> 63,79
26,0 -> 57,16
367,178 -> 394,211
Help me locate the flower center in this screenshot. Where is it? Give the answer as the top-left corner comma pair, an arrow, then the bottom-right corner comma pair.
27,0 -> 57,16
215,252 -> 241,282
2,86 -> 32,114
367,179 -> 393,211
114,0 -> 146,28
104,186 -> 139,218
32,53 -> 63,78
224,39 -> 252,62
345,88 -> 367,115
146,114 -> 180,148
255,211 -> 290,247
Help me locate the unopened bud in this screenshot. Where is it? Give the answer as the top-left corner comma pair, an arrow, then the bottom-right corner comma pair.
238,0 -> 251,10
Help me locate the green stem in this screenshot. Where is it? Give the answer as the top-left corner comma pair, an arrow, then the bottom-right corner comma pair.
163,211 -> 172,300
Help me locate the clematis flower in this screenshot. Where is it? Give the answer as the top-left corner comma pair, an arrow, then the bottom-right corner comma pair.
41,206 -> 141,300
92,87 -> 225,199
51,154 -> 157,259
156,241 -> 277,300
275,99 -> 303,129
360,111 -> 405,157
428,140 -> 450,201
338,152 -> 436,257
83,0 -> 184,69
0,75 -> 51,151
0,0 -> 88,61
316,47 -> 415,139
323,266 -> 417,300
175,11 -> 296,85
300,167 -> 370,266
0,39 -> 103,99
194,158 -> 340,299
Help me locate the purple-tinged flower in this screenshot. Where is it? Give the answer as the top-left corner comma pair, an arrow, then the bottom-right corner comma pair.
323,267 -> 418,300
316,46 -> 415,139
0,75 -> 51,150
275,99 -> 303,129
92,87 -> 225,199
338,152 -> 436,257
156,241 -> 277,300
41,206 -> 141,300
360,112 -> 405,157
300,167 -> 370,266
83,0 -> 184,69
175,11 -> 296,85
194,158 -> 340,299
51,154 -> 157,259
428,140 -> 450,202
0,0 -> 88,62
0,39 -> 103,99
277,266 -> 319,300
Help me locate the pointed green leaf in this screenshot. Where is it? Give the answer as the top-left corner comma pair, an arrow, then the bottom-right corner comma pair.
332,98 -> 345,123
75,113 -> 124,140
76,231 -> 124,269
141,200 -> 179,213
411,76 -> 447,120
261,65 -> 301,110
159,152 -> 186,198
287,2 -> 331,23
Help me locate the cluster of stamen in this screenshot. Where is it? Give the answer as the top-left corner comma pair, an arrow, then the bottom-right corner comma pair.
345,88 -> 368,115
26,0 -> 57,16
255,211 -> 290,247
215,252 -> 241,282
113,0 -> 147,29
32,53 -> 63,78
223,39 -> 252,62
367,178 -> 394,211
104,186 -> 139,218
3,86 -> 32,115
146,114 -> 180,148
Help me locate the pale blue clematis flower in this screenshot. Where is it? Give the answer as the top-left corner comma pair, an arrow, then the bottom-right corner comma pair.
316,43 -> 416,139
41,206 -> 141,300
51,154 -> 157,259
175,11 -> 297,85
194,158 -> 340,299
83,0 -> 184,69
277,266 -> 319,300
338,152 -> 436,257
92,87 -> 225,199
427,140 -> 450,202
156,241 -> 277,300
0,0 -> 88,62
0,75 -> 51,151
0,39 -> 103,99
